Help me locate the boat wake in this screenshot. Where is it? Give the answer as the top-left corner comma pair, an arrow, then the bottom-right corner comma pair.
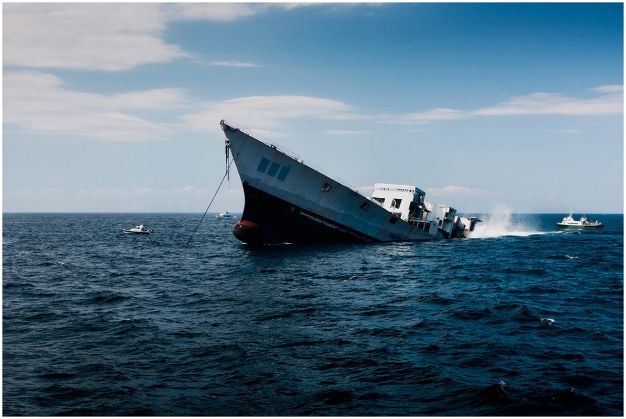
468,208 -> 544,239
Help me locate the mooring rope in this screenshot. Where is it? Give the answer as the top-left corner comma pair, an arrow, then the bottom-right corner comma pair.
185,157 -> 233,246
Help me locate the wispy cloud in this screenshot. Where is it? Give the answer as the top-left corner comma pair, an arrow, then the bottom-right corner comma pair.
427,186 -> 499,198
546,129 -> 583,134
4,70 -> 191,141
592,85 -> 623,94
472,85 -> 623,116
183,95 -> 361,135
166,3 -> 264,22
394,108 -> 469,124
383,86 -> 623,125
322,130 -> 376,135
200,60 -> 263,68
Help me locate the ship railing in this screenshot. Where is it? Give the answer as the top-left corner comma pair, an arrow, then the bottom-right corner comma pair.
221,118 -> 366,197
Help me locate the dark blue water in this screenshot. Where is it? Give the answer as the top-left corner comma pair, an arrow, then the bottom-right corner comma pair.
3,213 -> 623,416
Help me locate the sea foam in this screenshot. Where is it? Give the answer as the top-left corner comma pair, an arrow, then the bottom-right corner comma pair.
468,206 -> 543,238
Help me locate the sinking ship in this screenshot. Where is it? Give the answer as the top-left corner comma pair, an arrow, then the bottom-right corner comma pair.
220,119 -> 480,245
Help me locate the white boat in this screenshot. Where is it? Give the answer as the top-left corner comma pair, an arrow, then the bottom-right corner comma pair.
556,211 -> 603,229
220,119 -> 480,245
216,211 -> 236,218
122,224 -> 153,234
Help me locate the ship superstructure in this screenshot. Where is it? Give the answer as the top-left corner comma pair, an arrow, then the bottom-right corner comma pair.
220,119 -> 479,245
371,184 -> 478,239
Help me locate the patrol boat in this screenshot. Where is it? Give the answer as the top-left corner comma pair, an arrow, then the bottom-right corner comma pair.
220,119 -> 480,245
556,211 -> 603,229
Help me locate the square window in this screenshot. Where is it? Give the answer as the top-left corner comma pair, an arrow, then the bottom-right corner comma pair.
321,183 -> 332,192
267,162 -> 280,177
257,157 -> 270,173
389,216 -> 398,224
360,202 -> 370,210
277,166 -> 290,181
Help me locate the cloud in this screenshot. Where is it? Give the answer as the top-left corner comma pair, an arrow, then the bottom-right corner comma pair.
4,70 -> 363,141
166,3 -> 264,22
380,85 -> 623,125
395,108 -> 469,124
4,3 -> 364,72
473,85 -> 623,116
427,186 -> 499,198
5,69 -> 622,143
183,95 -> 361,134
376,108 -> 468,126
546,129 -> 583,134
3,4 -> 189,71
3,70 -> 192,141
592,85 -> 623,94
3,3 -> 268,71
322,130 -> 376,135
198,60 -> 263,68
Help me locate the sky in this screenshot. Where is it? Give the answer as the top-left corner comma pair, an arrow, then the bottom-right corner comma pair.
3,2 -> 624,214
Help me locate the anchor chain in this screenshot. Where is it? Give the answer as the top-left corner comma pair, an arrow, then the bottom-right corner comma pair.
185,139 -> 233,246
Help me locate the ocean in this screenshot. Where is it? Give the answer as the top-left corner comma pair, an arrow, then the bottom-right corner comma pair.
3,212 -> 623,416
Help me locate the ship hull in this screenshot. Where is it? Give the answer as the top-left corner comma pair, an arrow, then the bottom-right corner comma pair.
556,223 -> 603,229
234,183 -> 378,244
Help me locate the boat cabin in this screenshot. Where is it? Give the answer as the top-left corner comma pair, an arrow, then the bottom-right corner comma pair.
371,183 -> 426,221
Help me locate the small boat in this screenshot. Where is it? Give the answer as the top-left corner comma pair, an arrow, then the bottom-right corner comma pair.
122,224 -> 153,234
556,211 -> 603,229
216,211 -> 236,218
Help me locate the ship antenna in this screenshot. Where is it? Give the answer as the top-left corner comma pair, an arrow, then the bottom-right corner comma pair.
185,155 -> 234,246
